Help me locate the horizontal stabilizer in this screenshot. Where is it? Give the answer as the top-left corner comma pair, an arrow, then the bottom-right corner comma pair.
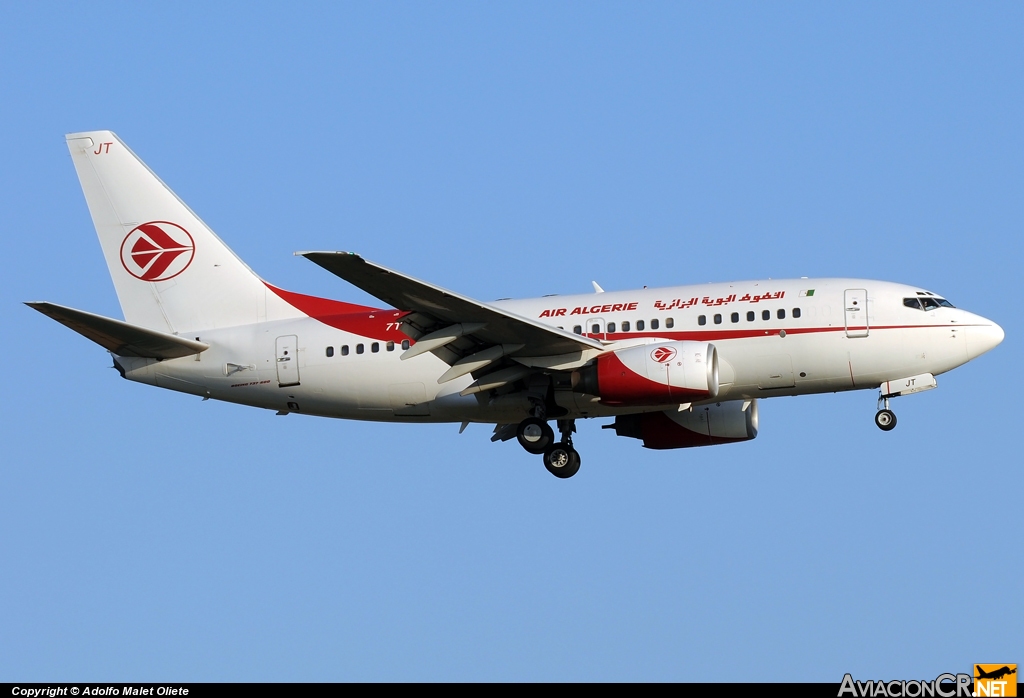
26,302 -> 209,359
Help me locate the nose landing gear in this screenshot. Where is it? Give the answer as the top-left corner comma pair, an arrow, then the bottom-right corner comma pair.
875,393 -> 897,431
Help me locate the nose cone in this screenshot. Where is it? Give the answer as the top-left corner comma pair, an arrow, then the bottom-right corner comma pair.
966,320 -> 1004,359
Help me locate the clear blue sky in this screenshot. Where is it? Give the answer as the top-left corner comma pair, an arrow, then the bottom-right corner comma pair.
1,2 -> 1020,681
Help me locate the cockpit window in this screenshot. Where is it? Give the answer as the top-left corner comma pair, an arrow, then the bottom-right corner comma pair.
905,296 -> 954,310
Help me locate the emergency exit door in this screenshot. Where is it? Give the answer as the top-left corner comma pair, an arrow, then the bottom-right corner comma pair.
844,289 -> 869,338
585,318 -> 605,340
276,335 -> 300,387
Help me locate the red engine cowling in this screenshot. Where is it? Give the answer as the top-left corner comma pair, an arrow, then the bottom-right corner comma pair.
606,399 -> 759,449
576,341 -> 719,406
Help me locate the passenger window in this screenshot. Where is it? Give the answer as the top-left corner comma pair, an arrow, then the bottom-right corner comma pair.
747,311 -> 755,322
341,345 -> 349,356
714,314 -> 722,325
665,318 -> 674,329
729,312 -> 737,323
573,325 -> 582,335
921,297 -> 940,311
637,320 -> 645,331
904,298 -> 923,310
762,310 -> 770,321
777,309 -> 786,320
371,342 -> 380,353
591,323 -> 601,334
793,308 -> 801,319
698,315 -> 706,326
356,344 -> 364,354
326,346 -> 334,357
622,321 -> 630,332
386,341 -> 395,351
401,340 -> 410,350
651,319 -> 659,330
607,322 -> 616,333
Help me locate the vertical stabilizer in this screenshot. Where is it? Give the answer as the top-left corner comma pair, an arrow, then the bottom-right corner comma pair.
65,131 -> 301,333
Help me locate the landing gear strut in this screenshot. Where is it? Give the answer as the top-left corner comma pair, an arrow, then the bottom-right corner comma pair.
544,419 -> 581,479
875,393 -> 897,431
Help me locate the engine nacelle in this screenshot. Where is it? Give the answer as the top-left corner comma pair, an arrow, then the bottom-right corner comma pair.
576,341 -> 719,406
606,399 -> 759,450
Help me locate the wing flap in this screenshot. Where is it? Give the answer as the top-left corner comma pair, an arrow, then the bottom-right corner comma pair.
26,302 -> 209,359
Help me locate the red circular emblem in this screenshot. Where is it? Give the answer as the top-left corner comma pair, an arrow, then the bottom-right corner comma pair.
651,346 -> 677,363
120,221 -> 195,282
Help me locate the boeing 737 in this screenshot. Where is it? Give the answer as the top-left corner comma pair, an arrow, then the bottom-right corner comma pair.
28,131 -> 1005,478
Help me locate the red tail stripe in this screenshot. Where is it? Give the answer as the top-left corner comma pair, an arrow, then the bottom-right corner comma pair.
264,283 -> 410,342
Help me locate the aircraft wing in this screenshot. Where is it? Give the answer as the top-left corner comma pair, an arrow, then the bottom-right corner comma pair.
26,302 -> 209,360
299,252 -> 604,385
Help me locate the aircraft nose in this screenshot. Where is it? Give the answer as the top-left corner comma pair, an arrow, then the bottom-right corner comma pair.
966,320 -> 1004,359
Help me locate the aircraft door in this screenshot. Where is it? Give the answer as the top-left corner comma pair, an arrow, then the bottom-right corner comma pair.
844,289 -> 869,338
276,335 -> 300,387
585,318 -> 605,340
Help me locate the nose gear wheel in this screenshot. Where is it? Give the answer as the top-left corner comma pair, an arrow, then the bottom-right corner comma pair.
875,409 -> 897,431
875,392 -> 897,431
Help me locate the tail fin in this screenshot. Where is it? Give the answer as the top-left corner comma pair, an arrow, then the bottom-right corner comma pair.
65,131 -> 301,333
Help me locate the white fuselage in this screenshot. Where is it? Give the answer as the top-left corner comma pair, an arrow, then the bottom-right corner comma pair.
113,277 -> 1003,424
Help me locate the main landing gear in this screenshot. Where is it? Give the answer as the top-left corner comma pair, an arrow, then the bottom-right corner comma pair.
517,415 -> 581,478
516,417 -> 554,454
875,393 -> 897,431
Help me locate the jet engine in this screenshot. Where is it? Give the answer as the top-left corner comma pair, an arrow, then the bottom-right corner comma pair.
606,399 -> 759,449
575,341 -> 719,406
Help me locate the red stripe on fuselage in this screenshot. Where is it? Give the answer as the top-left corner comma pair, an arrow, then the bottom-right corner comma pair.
588,323 -> 971,343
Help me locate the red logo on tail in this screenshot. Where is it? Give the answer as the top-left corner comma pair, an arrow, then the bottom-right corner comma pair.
120,222 -> 195,281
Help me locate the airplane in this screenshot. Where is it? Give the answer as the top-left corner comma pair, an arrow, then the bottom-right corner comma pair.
976,666 -> 1016,681
27,130 -> 1005,479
